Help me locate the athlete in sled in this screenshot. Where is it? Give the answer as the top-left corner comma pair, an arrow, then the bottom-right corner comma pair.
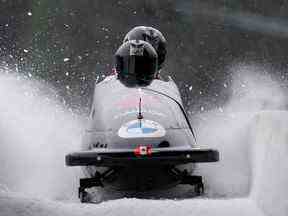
66,27 -> 219,202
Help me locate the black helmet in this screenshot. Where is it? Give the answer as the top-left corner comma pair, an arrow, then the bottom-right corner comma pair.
115,40 -> 158,87
123,26 -> 166,69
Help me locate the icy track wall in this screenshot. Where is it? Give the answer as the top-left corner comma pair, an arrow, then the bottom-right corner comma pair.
250,112 -> 288,216
195,65 -> 288,215
0,71 -> 83,200
229,68 -> 288,216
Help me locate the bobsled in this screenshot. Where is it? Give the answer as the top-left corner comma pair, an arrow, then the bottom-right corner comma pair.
65,39 -> 219,202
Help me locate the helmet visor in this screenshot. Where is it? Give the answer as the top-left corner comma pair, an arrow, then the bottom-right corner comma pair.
117,55 -> 157,86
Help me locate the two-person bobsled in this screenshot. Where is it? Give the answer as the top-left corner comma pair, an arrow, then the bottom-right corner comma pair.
65,26 -> 219,203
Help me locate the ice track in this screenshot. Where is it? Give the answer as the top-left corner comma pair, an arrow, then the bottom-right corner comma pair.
0,71 -> 287,216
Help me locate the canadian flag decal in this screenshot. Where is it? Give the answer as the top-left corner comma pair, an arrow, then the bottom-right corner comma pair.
134,146 -> 152,156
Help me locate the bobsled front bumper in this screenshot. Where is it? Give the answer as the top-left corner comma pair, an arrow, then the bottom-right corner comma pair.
65,147 -> 219,167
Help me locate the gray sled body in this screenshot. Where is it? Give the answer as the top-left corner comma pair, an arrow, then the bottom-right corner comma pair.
66,76 -> 219,194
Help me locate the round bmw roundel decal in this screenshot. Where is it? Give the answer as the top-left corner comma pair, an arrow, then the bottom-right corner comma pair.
118,119 -> 166,138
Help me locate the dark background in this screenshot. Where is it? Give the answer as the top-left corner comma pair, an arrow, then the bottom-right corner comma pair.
1,0 -> 288,113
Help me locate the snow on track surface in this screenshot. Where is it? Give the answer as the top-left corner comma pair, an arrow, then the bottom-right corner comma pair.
0,192 -> 264,216
0,67 -> 287,216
